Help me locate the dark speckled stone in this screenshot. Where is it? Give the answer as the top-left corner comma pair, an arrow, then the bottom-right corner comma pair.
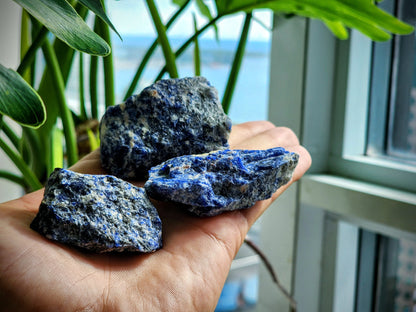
144,148 -> 299,217
100,77 -> 232,179
30,168 -> 162,253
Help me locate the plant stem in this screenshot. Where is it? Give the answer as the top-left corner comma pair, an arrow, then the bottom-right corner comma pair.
146,0 -> 178,78
193,13 -> 201,76
90,54 -> 99,119
42,40 -> 78,166
97,16 -> 115,108
50,126 -> 64,170
0,137 -> 42,191
20,10 -> 32,83
0,170 -> 27,189
22,127 -> 45,180
17,26 -> 48,77
90,17 -> 100,119
155,16 -> 220,81
124,0 -> 191,100
0,118 -> 21,150
244,237 -> 297,311
222,13 -> 252,114
79,52 -> 88,120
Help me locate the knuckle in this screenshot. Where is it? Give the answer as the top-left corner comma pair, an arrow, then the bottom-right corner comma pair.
273,127 -> 300,145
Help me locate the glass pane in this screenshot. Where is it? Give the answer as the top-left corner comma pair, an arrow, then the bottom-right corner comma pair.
388,0 -> 416,159
375,236 -> 416,312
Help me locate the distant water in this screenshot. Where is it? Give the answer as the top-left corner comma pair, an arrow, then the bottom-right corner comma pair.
66,35 -> 271,124
112,35 -> 271,124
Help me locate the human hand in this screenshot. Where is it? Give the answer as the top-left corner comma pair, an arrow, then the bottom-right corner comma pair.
0,121 -> 311,311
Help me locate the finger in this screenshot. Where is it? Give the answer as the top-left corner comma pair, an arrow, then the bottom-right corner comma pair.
229,121 -> 276,147
231,126 -> 300,150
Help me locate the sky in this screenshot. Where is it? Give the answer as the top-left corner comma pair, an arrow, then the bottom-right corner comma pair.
106,0 -> 272,41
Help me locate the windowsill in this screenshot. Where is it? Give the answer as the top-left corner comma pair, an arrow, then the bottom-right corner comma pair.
329,155 -> 416,194
300,174 -> 416,240
343,154 -> 416,173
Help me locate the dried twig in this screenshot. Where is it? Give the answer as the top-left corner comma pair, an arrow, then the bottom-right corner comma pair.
244,236 -> 297,312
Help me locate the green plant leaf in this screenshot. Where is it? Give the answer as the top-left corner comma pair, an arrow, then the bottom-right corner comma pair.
214,0 -> 226,15
214,0 -> 414,41
324,20 -> 348,40
77,0 -> 122,40
195,0 -> 219,40
0,64 -> 46,128
13,0 -> 110,55
195,0 -> 213,20
172,0 -> 188,6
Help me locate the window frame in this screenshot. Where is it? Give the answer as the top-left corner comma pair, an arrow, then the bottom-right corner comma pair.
262,6 -> 416,311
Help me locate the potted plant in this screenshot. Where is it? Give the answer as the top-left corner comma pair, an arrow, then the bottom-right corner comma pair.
0,0 -> 413,192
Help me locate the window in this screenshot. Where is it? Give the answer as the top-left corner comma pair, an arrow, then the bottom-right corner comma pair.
368,0 -> 416,161
375,235 -> 416,312
262,1 -> 416,311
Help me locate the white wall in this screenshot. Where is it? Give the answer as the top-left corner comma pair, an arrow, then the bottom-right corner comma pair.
0,1 -> 23,202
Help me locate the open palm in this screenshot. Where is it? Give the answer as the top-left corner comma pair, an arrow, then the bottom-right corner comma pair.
0,121 -> 311,311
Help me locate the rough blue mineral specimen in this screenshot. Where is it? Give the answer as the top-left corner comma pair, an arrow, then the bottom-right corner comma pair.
144,148 -> 299,217
30,168 -> 162,253
100,77 -> 232,179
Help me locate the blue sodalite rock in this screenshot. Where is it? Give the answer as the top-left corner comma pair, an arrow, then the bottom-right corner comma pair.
100,77 -> 232,179
144,148 -> 299,217
30,168 -> 162,253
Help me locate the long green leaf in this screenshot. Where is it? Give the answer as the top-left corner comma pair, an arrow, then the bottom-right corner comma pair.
172,0 -> 187,5
323,20 -> 348,40
215,0 -> 413,41
14,0 -> 110,55
77,0 -> 122,39
195,0 -> 219,40
0,64 -> 46,128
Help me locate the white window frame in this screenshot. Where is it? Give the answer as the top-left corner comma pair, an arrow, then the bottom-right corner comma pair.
259,13 -> 416,312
